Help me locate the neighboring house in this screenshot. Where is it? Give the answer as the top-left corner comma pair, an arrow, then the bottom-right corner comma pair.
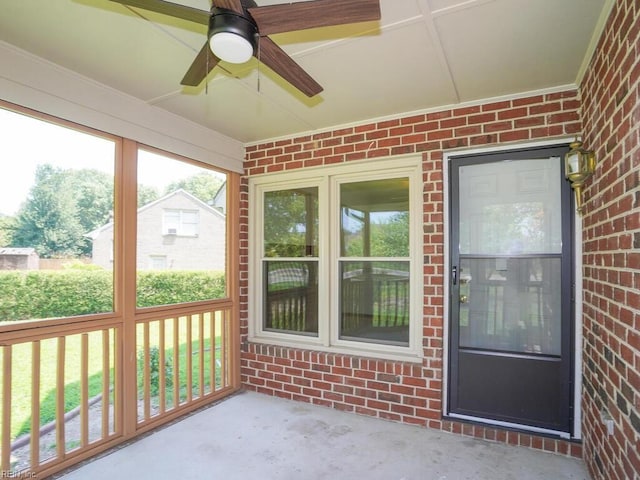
211,181 -> 226,215
0,247 -> 39,270
86,189 -> 226,271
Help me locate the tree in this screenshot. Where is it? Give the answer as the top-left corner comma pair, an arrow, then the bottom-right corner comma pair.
12,165 -> 85,257
68,169 -> 114,255
0,215 -> 15,247
138,184 -> 159,208
165,173 -> 224,204
263,188 -> 318,257
370,211 -> 409,257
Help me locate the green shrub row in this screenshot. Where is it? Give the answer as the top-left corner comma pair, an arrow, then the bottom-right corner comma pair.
0,270 -> 226,322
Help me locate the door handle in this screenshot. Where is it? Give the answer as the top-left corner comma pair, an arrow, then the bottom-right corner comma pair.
459,294 -> 469,304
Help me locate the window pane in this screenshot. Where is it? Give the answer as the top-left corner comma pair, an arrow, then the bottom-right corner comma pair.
340,261 -> 409,346
0,108 -> 115,322
264,187 -> 318,258
341,178 -> 409,257
136,150 -> 227,307
458,257 -> 562,355
459,158 -> 562,255
264,260 -> 318,335
162,209 -> 199,236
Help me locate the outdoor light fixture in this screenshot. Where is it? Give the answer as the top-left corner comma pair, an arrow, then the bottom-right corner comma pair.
208,10 -> 258,64
564,138 -> 597,214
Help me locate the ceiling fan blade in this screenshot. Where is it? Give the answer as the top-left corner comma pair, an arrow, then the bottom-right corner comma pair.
181,42 -> 220,86
248,0 -> 380,36
211,0 -> 245,14
108,0 -> 210,25
258,37 -> 322,97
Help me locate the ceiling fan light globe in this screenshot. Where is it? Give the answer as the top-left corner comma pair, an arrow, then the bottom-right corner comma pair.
209,32 -> 254,64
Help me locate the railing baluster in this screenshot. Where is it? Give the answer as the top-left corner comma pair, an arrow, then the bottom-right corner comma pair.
221,309 -> 228,388
80,333 -> 89,447
159,319 -> 166,414
210,312 -> 216,391
173,317 -> 179,408
113,327 -> 122,435
30,340 -> 41,469
102,329 -> 110,438
143,322 -> 150,420
2,345 -> 12,473
198,313 -> 205,398
56,336 -> 66,460
186,315 -> 193,403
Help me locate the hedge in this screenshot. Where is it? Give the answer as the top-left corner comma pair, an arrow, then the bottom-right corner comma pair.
0,270 -> 226,322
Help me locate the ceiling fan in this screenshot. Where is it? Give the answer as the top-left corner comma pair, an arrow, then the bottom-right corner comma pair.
108,0 -> 381,97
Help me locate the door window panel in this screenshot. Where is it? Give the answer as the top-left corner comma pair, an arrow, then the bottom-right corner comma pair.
458,257 -> 562,355
459,158 -> 562,255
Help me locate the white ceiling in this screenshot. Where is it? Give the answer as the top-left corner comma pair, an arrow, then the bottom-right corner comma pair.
0,0 -> 611,145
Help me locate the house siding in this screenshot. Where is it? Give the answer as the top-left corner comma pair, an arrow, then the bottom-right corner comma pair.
136,194 -> 225,271
580,0 -> 640,478
91,191 -> 226,271
240,90 -> 583,457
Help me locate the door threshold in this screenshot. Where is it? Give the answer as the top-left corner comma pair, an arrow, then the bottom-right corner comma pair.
446,413 -> 572,440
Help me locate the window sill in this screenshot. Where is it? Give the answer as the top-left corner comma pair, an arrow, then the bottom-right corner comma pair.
247,334 -> 424,364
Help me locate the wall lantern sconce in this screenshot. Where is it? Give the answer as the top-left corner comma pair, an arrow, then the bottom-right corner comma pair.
564,138 -> 597,214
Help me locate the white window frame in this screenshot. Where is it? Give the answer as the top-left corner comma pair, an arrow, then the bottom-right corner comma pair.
249,156 -> 423,361
162,208 -> 199,236
149,255 -> 168,270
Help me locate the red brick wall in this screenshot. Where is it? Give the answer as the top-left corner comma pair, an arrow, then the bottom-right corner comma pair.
579,0 -> 640,478
240,92 -> 582,456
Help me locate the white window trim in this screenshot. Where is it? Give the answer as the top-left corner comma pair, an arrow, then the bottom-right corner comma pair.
162,208 -> 199,237
248,156 -> 423,362
149,255 -> 168,270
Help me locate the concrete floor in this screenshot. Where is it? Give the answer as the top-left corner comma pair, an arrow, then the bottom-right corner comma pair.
58,391 -> 589,480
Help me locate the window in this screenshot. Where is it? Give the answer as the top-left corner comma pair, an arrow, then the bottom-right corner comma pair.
263,187 -> 319,335
163,209 -> 199,236
149,255 -> 168,270
339,178 -> 410,345
249,157 -> 422,359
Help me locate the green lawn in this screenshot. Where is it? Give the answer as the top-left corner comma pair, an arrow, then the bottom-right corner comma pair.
4,331 -> 113,440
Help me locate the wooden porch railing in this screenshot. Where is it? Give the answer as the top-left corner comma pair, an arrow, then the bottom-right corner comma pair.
135,306 -> 233,428
0,303 -> 236,478
0,319 -> 120,477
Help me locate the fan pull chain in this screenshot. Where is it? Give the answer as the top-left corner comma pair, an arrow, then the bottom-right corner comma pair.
205,46 -> 209,95
257,35 -> 261,94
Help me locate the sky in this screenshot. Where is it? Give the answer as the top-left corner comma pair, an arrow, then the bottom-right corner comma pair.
0,107 -> 223,216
